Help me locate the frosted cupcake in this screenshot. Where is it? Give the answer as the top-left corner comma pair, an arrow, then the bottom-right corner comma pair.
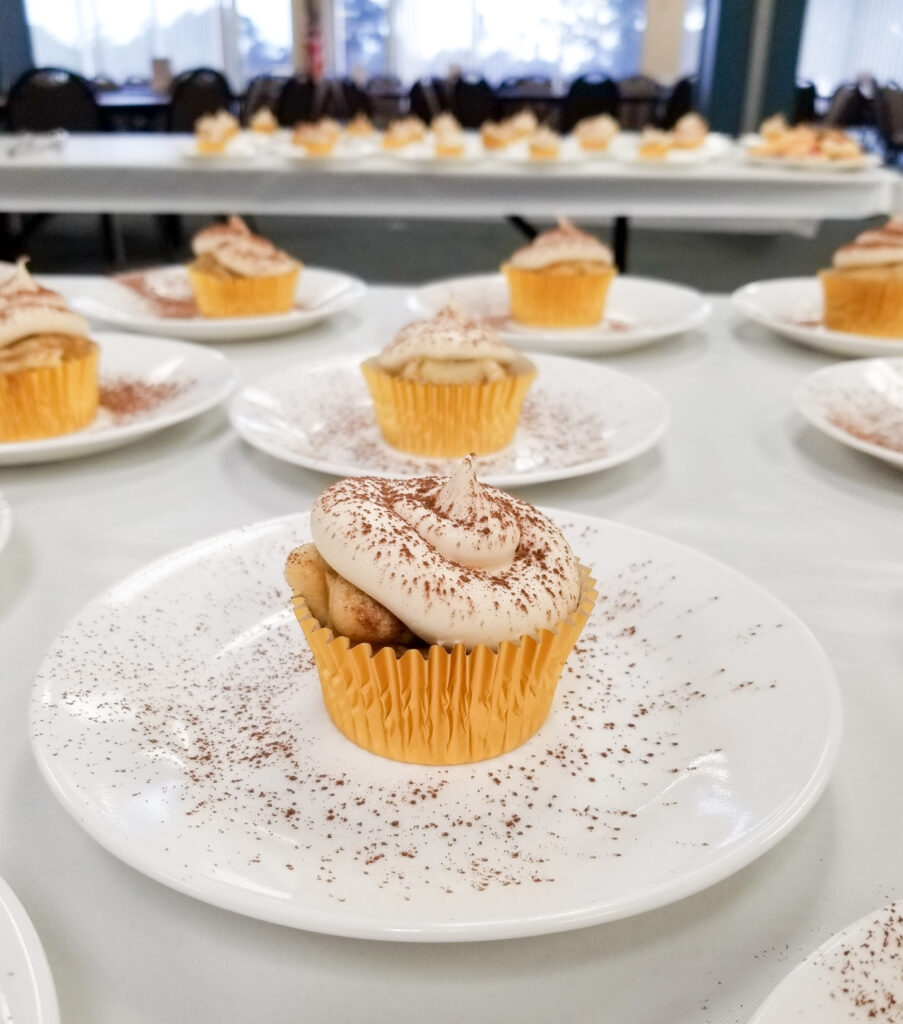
193,109 -> 240,154
671,112 -> 708,149
249,107 -> 278,134
361,305 -> 535,457
284,457 -> 596,764
187,216 -> 301,317
575,113 -> 619,151
819,218 -> 903,337
0,260 -> 98,441
345,112 -> 375,137
502,218 -> 616,327
528,126 -> 560,160
292,122 -> 338,156
638,127 -> 672,159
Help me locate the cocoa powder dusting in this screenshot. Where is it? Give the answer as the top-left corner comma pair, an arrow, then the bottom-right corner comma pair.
100,377 -> 190,421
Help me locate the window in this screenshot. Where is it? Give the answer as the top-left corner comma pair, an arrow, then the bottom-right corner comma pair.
333,0 -> 705,85
24,0 -> 293,90
797,0 -> 903,96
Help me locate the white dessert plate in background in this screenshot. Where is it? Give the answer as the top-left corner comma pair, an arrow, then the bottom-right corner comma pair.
0,332 -> 238,466
741,137 -> 881,172
381,132 -> 485,166
280,137 -> 376,163
794,357 -> 903,469
178,135 -> 257,162
229,352 -> 669,485
732,278 -> 903,357
0,492 -> 11,555
0,875 -> 60,1024
749,900 -> 902,1023
608,131 -> 733,166
409,273 -> 710,355
31,510 -> 841,941
61,267 -> 366,342
494,137 -> 597,166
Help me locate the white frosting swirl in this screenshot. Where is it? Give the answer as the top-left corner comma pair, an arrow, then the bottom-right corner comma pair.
375,306 -> 520,372
833,218 -> 903,269
192,216 -> 299,277
191,215 -> 253,257
508,217 -> 613,270
309,457 -> 582,648
0,260 -> 89,348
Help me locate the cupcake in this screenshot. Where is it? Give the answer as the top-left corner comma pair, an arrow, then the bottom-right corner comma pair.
575,113 -> 619,151
249,107 -> 278,134
434,124 -> 465,158
284,457 -> 597,764
501,218 -> 617,328
345,112 -> 375,137
638,127 -> 672,160
819,218 -> 903,337
481,120 -> 511,150
193,109 -> 240,154
506,109 -> 538,140
360,305 -> 536,457
528,126 -> 560,160
292,122 -> 338,156
187,216 -> 302,317
0,260 -> 98,441
671,112 -> 708,149
759,113 -> 789,143
382,116 -> 425,149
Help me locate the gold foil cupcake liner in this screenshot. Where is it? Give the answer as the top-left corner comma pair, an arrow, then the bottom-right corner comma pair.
361,362 -> 535,457
503,264 -> 616,327
0,346 -> 99,441
187,265 -> 300,317
819,268 -> 903,338
291,567 -> 597,765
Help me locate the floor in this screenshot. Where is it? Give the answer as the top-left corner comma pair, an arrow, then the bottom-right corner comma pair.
8,211 -> 879,293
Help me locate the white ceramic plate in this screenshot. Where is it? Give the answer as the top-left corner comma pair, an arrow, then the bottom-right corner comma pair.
732,278 -> 903,357
31,510 -> 841,941
741,136 -> 881,171
494,136 -> 596,166
0,493 -> 11,555
609,132 -> 733,166
749,900 -> 903,1023
179,135 -> 257,162
0,875 -> 59,1024
409,273 -> 710,355
280,137 -> 376,163
230,352 -> 669,485
64,267 -> 366,343
381,131 -> 485,166
794,357 -> 903,468
0,332 -> 238,466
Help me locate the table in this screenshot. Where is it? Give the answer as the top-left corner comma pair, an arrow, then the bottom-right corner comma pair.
1,288 -> 901,1024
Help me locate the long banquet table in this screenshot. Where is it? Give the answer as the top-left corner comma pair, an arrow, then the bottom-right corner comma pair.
0,286 -> 901,1024
0,132 -> 897,220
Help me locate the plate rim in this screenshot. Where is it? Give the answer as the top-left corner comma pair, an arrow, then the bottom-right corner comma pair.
407,272 -> 711,352
30,509 -> 843,941
793,355 -> 903,468
66,266 -> 368,341
732,277 -> 903,356
0,330 -> 239,465
228,350 -> 671,485
0,492 -> 11,554
0,874 -> 60,1024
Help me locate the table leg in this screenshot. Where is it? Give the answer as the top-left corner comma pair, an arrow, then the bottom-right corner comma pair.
506,215 -> 538,240
613,216 -> 629,271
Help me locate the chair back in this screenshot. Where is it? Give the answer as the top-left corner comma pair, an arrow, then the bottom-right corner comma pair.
790,81 -> 817,125
451,76 -> 497,128
409,79 -> 443,122
824,83 -> 870,127
6,67 -> 103,132
167,67 -> 232,132
277,75 -> 317,126
242,74 -> 288,125
659,76 -> 696,128
617,73 -> 661,130
559,73 -> 619,133
341,78 -> 372,118
876,85 -> 903,150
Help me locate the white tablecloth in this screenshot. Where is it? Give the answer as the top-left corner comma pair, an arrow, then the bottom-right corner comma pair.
0,133 -> 897,220
0,289 -> 901,1023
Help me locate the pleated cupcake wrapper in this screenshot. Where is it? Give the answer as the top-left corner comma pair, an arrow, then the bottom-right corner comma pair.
0,346 -> 99,441
291,567 -> 596,765
187,265 -> 300,317
503,264 -> 616,328
819,268 -> 903,338
361,362 -> 535,457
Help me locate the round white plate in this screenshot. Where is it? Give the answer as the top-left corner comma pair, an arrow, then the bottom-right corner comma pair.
280,137 -> 376,163
794,357 -> 903,468
31,510 -> 841,941
409,273 -> 710,355
749,900 -> 902,1023
0,332 -> 238,466
0,875 -> 59,1024
381,134 -> 486,166
0,492 -> 11,555
494,137 -> 595,166
741,136 -> 881,172
66,266 -> 366,342
230,352 -> 669,485
733,278 -> 903,357
609,132 -> 733,166
179,136 -> 257,162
